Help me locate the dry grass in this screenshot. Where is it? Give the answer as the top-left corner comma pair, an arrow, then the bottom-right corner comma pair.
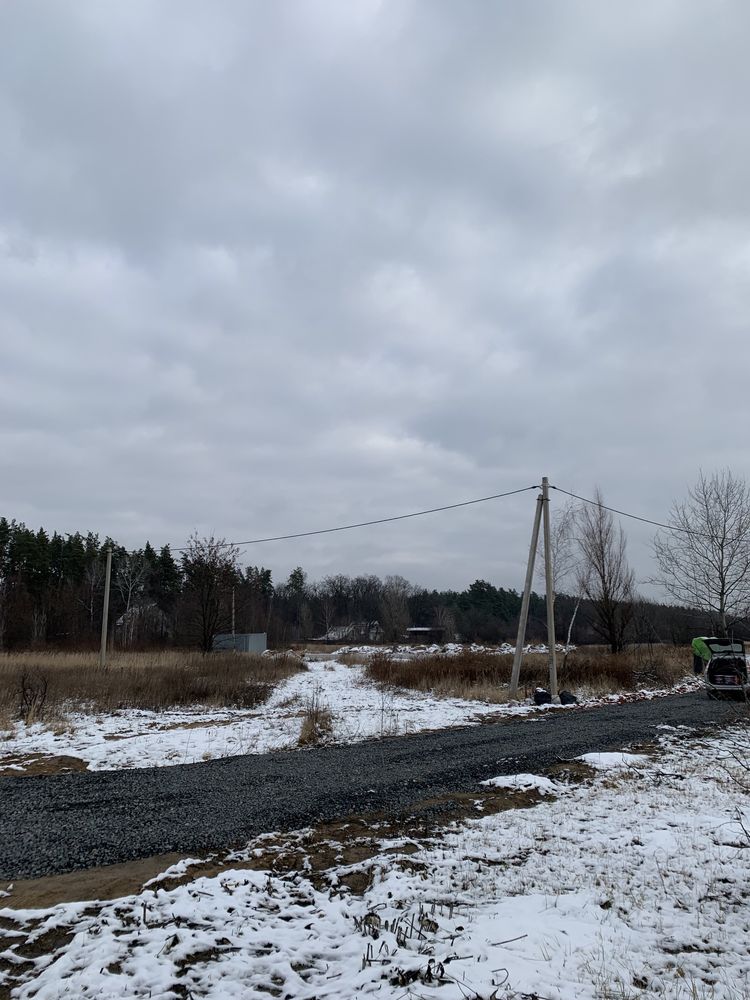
0,704 -> 14,735
298,688 -> 333,745
294,644 -> 345,654
364,645 -> 690,703
337,651 -> 371,666
0,650 -> 304,722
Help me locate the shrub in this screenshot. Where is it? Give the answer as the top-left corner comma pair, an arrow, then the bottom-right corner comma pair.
298,688 -> 333,745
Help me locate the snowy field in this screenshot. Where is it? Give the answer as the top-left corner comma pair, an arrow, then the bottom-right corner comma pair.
1,725 -> 748,999
0,648 -> 701,773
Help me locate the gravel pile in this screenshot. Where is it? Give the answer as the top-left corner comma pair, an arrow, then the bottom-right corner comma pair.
0,693 -> 741,880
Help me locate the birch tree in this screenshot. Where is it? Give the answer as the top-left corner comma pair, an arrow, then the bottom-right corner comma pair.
653,469 -> 750,634
115,551 -> 150,615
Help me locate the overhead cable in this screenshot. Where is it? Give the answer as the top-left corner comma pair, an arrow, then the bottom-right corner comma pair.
175,484 -> 541,551
549,485 -> 703,537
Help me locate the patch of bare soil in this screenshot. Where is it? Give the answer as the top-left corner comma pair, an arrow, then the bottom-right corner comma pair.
12,924 -> 77,961
544,759 -> 597,783
3,853 -> 186,909
0,908 -> 103,999
161,716 -> 251,732
471,708 -> 547,725
627,740 -> 662,756
0,764 -> 600,997
2,777 -> 560,916
0,754 -> 88,778
136,782 -> 556,897
102,716 -> 250,741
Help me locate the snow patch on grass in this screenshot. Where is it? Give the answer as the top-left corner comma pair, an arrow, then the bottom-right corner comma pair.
576,751 -> 650,770
0,653 -> 702,773
480,772 -> 561,794
2,727 -> 749,998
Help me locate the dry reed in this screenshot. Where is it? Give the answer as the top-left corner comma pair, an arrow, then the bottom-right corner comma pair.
364,646 -> 690,703
337,651 -> 371,666
0,650 -> 304,720
298,687 -> 333,745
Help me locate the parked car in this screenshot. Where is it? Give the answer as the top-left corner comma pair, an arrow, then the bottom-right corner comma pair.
691,636 -> 749,698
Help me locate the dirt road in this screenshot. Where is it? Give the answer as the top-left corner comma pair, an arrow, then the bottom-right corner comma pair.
0,692 -> 742,879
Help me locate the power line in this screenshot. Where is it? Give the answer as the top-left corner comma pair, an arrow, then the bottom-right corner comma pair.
174,481 -> 718,555
549,485 -> 703,537
175,484 -> 541,552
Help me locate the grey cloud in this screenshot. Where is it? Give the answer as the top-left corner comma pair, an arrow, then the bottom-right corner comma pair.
2,0 -> 750,591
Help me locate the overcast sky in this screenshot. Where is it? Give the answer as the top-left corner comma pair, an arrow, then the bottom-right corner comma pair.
2,1 -> 749,593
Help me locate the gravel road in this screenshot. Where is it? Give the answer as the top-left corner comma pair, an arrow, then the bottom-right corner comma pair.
0,693 -> 742,880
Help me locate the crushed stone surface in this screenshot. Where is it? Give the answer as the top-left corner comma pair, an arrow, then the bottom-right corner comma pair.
0,691 -> 740,879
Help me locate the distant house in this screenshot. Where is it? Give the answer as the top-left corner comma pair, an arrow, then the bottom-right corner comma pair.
114,602 -> 171,645
312,621 -> 384,644
212,632 -> 267,653
405,626 -> 448,645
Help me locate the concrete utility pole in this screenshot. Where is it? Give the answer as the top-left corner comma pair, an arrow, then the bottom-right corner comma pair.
542,477 -> 558,699
509,491 -> 544,700
99,545 -> 112,669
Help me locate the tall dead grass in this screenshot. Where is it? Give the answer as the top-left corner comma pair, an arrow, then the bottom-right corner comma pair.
337,651 -> 371,666
364,646 -> 690,703
298,687 -> 334,746
0,650 -> 304,721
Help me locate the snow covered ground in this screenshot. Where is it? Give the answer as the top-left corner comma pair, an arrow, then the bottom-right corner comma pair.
2,725 -> 748,999
0,650 -> 701,772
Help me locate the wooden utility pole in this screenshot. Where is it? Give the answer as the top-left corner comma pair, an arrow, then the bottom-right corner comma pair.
99,545 -> 112,669
509,491 -> 544,700
542,477 -> 558,698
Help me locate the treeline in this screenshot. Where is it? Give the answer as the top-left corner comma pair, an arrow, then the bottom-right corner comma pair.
0,517 -> 714,651
0,518 -> 182,649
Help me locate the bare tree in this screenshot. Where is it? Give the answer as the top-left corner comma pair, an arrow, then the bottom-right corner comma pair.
115,551 -> 150,615
350,574 -> 382,624
299,601 -> 314,640
77,560 -> 104,629
379,575 -> 412,642
653,469 -> 750,634
537,499 -> 582,650
0,575 -> 7,651
576,489 -> 635,653
312,582 -> 337,639
114,551 -> 151,647
0,523 -> 7,650
31,607 -> 47,645
537,499 -> 579,596
181,535 -> 240,653
433,604 -> 456,641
